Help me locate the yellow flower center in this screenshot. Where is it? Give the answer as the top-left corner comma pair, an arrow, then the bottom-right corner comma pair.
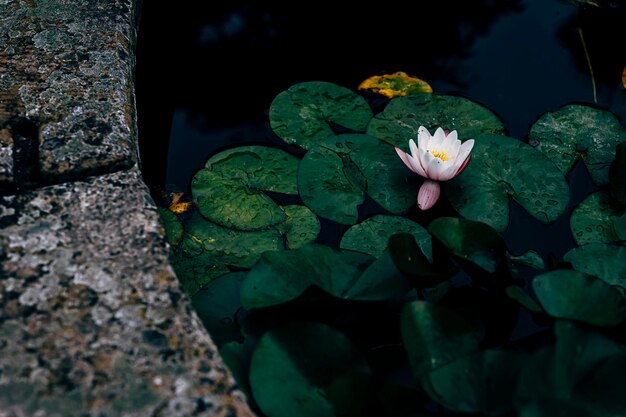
431,149 -> 449,161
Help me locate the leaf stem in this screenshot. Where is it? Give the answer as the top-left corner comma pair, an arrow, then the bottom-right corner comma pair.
577,16 -> 597,103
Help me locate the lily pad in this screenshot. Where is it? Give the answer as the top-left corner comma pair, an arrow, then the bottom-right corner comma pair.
275,205 -> 320,249
191,146 -> 299,231
400,301 -> 484,380
424,349 -> 527,416
507,250 -> 545,270
249,321 -> 372,417
340,214 -> 432,261
298,134 -> 418,224
388,233 -> 453,288
269,81 -> 373,150
532,270 -> 626,326
191,272 -> 246,346
157,207 -> 183,249
428,217 -> 506,274
529,104 -> 626,186
570,191 -> 623,245
563,243 -> 626,291
505,285 -> 544,314
445,134 -> 570,232
170,237 -> 230,296
183,212 -> 283,269
366,94 -> 505,149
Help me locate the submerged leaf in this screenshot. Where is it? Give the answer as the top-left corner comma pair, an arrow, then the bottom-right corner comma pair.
191,146 -> 299,231
529,104 -> 626,186
358,71 -> 433,98
446,134 -> 570,232
249,321 -> 372,417
269,81 -> 373,150
367,94 -> 505,149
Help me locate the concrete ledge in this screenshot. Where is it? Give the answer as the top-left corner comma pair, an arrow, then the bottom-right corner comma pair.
0,0 -> 256,415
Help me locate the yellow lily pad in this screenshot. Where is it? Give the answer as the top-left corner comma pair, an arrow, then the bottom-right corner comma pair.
358,71 -> 433,98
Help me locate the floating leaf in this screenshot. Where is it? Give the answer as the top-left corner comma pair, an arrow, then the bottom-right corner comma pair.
532,270 -> 626,326
424,349 -> 527,416
366,94 -> 505,149
191,146 -> 299,231
570,191 -> 622,245
340,214 -> 432,261
269,81 -> 373,150
506,285 -> 544,314
609,141 -> 626,204
157,207 -> 183,249
446,134 -> 570,232
516,321 -> 626,417
298,134 -> 418,224
249,321 -> 372,417
191,272 -> 246,346
241,244 -> 374,309
400,301 -> 483,380
563,243 -> 626,291
276,205 -> 320,249
358,71 -> 433,98
428,217 -> 506,274
528,104 -> 626,186
182,212 -> 283,269
388,233 -> 453,288
507,250 -> 545,270
220,340 -> 254,397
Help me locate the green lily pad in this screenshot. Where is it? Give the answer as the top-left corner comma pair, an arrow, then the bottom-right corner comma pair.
366,94 -> 505,149
276,205 -> 320,249
191,272 -> 246,346
157,207 -> 183,249
529,104 -> 626,186
505,285 -> 544,314
249,321 -> 372,417
532,270 -> 626,326
191,146 -> 299,231
340,214 -> 432,261
400,301 -> 484,380
298,134 -> 418,224
570,191 -> 622,245
610,141 -> 626,204
170,237 -> 230,296
424,349 -> 527,416
269,81 -> 373,150
183,212 -> 283,269
220,340 -> 254,398
445,134 -> 570,232
507,250 -> 545,270
516,321 -> 626,417
563,243 -> 626,291
428,217 -> 506,274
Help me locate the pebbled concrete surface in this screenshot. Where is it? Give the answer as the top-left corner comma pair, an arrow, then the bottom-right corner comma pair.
0,0 -> 257,415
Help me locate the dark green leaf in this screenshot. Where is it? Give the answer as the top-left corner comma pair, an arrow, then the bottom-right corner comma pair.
170,237 -> 230,296
563,243 -> 626,291
506,285 -> 544,314
529,104 -> 626,186
249,321 -> 372,417
428,217 -> 506,274
570,191 -> 623,245
367,94 -> 505,149
269,81 -> 373,150
424,349 -> 527,416
191,146 -> 299,230
446,134 -> 570,232
340,214 -> 432,260
400,301 -> 484,380
220,340 -> 254,398
532,270 -> 626,326
157,207 -> 183,250
276,205 -> 320,249
507,250 -> 545,270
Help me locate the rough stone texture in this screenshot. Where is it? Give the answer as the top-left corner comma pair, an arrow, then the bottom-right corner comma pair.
0,168 -> 256,416
0,0 -> 139,187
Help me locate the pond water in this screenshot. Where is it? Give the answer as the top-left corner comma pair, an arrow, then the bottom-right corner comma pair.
136,1 -> 626,416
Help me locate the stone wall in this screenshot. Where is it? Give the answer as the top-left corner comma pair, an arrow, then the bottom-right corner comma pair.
0,1 -> 255,415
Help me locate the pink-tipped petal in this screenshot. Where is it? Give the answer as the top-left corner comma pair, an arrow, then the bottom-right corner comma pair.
452,139 -> 475,167
454,154 -> 472,176
395,147 -> 415,172
408,155 -> 427,177
417,180 -> 441,210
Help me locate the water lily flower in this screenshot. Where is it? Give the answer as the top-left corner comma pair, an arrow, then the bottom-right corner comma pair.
395,126 -> 474,210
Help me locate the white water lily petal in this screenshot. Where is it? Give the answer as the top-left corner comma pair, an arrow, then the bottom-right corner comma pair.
440,130 -> 458,154
395,147 -> 414,171
446,138 -> 462,162
418,126 -> 431,151
419,148 -> 436,176
453,139 -> 475,168
426,157 -> 447,180
409,139 -> 419,159
431,127 -> 446,148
